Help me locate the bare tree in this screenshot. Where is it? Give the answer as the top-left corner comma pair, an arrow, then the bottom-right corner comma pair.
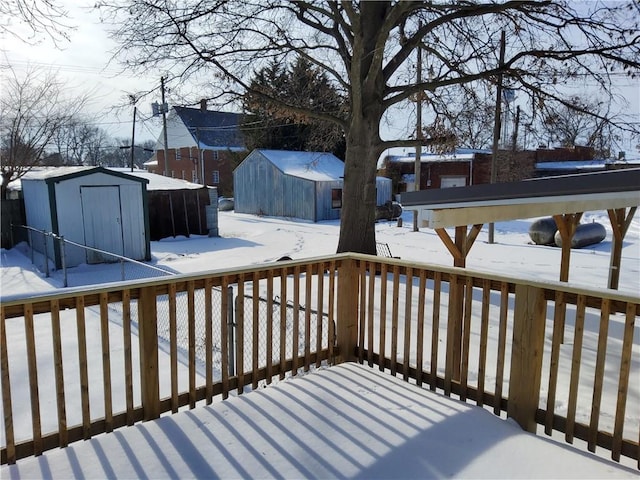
0,0 -> 74,47
99,1 -> 640,254
0,66 -> 89,198
536,95 -> 628,158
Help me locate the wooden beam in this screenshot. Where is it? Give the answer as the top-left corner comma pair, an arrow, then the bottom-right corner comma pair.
434,224 -> 484,268
416,191 -> 638,229
553,213 -> 582,283
607,207 -> 637,290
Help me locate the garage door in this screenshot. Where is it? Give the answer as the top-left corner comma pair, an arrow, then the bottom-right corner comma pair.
80,186 -> 124,263
440,176 -> 467,188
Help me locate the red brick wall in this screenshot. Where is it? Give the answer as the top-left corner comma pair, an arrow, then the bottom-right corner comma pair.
380,149 -> 537,194
149,148 -> 244,196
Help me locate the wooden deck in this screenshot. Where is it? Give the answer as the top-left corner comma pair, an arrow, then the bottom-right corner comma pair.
1,254 -> 638,469
2,363 -> 637,479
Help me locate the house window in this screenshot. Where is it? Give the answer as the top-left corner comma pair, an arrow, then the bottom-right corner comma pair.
176,149 -> 182,160
331,188 -> 342,209
212,150 -> 219,161
212,170 -> 220,184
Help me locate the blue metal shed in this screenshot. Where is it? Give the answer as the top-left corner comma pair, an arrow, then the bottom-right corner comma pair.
233,149 -> 392,222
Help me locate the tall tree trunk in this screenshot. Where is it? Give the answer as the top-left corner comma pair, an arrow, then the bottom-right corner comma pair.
336,2 -> 389,255
337,121 -> 382,255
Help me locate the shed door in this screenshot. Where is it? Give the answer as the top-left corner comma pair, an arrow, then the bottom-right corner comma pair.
80,186 -> 124,264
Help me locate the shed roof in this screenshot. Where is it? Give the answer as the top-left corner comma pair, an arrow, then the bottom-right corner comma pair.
109,168 -> 204,191
258,150 -> 345,182
19,166 -> 149,185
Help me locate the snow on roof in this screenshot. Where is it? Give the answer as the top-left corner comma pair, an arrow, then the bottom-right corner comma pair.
259,150 -> 345,181
377,147 -> 489,167
535,161 -> 606,171
109,168 -> 204,191
18,166 -> 98,181
389,152 -> 476,164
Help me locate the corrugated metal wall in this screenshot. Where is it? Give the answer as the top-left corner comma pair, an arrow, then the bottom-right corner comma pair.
376,177 -> 393,205
315,180 -> 342,221
234,151 -> 395,222
235,151 -> 326,221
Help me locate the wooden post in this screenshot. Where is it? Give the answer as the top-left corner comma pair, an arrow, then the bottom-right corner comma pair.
508,284 -> 547,432
553,213 -> 582,283
335,258 -> 359,364
607,207 -> 636,290
138,286 -> 160,421
446,274 -> 464,385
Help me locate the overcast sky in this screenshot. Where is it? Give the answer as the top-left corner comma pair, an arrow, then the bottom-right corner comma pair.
1,0 -> 161,143
1,1 -> 639,153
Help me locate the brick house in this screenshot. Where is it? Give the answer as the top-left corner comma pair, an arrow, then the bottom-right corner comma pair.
145,102 -> 246,196
377,146 -> 611,195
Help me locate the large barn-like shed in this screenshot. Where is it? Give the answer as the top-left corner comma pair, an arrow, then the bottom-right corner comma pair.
234,149 -> 392,222
21,167 -> 150,268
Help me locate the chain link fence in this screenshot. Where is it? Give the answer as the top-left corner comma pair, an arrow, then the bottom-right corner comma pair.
9,224 -> 330,384
104,282 -> 330,383
9,224 -> 174,287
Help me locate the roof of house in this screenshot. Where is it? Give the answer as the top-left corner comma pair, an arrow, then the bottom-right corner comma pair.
258,149 -> 345,182
174,106 -> 245,149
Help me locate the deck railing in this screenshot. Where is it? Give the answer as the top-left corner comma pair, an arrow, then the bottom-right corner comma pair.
1,253 -> 638,468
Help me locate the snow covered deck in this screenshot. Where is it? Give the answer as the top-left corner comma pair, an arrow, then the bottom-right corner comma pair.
2,363 -> 636,479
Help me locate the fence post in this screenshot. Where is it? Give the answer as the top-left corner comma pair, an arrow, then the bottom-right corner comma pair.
335,257 -> 359,364
228,285 -> 235,377
138,286 -> 160,421
508,284 -> 547,432
28,229 -> 33,264
59,236 -> 68,288
42,230 -> 50,277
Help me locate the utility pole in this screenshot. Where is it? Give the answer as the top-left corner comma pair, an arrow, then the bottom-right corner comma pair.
413,26 -> 423,232
129,95 -> 137,172
512,105 -> 520,151
161,76 -> 169,177
488,30 -> 506,244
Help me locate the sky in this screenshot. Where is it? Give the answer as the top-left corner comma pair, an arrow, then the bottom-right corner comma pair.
0,207 -> 639,478
2,1 -> 639,153
1,0 -> 163,143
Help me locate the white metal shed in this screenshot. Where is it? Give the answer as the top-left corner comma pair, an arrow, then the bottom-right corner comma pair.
21,166 -> 150,268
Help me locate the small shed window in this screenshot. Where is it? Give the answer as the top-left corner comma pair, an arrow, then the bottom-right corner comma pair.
212,170 -> 220,184
331,188 -> 342,209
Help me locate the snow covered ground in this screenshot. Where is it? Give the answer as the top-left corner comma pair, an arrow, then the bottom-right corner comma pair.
3,209 -> 638,296
1,208 -> 639,478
